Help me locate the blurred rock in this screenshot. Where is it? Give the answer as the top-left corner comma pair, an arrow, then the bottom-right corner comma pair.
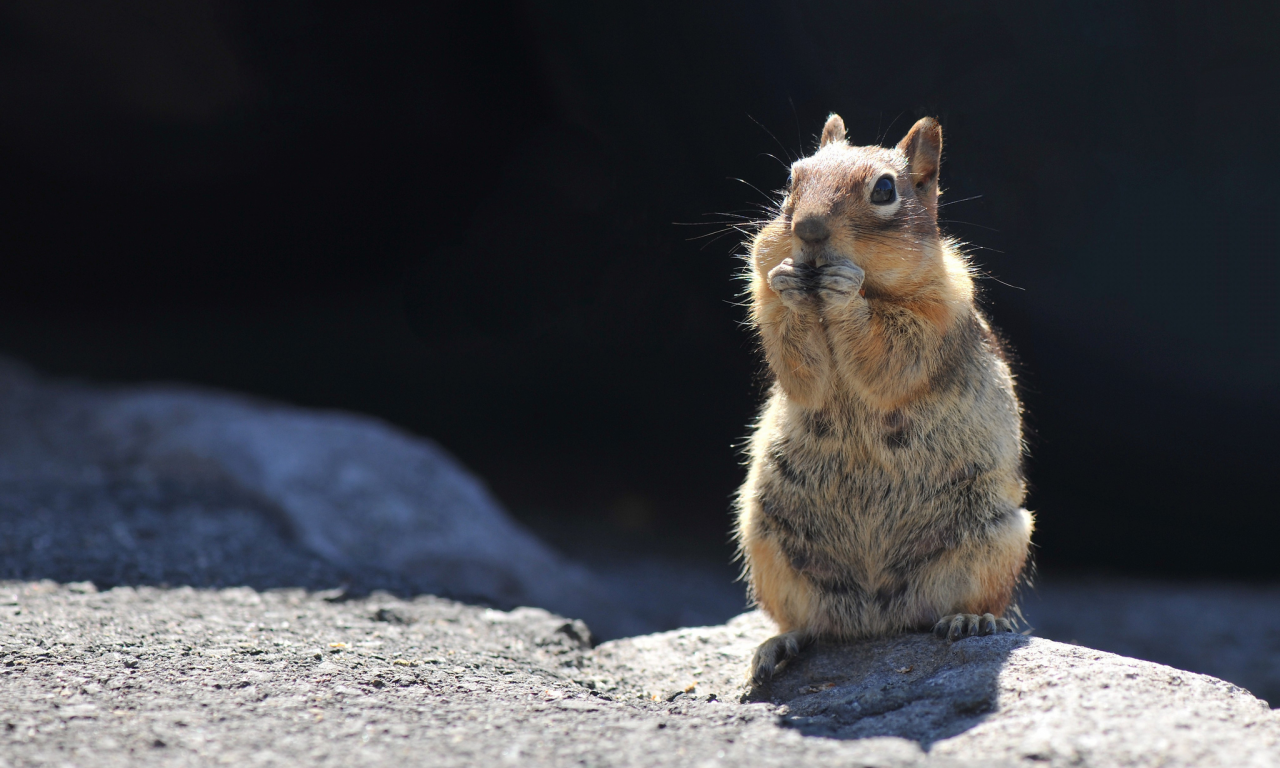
0,358 -> 649,638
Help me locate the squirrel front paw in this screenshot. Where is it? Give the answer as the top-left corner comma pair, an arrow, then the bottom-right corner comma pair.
767,258 -> 864,312
932,613 -> 1015,641
767,259 -> 816,311
814,259 -> 865,309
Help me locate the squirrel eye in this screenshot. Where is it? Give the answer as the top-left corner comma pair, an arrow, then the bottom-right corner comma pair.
870,175 -> 896,205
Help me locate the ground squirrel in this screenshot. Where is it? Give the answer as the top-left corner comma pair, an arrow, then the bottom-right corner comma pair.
735,114 -> 1033,685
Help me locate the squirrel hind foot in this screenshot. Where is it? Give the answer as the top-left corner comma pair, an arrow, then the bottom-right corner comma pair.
749,631 -> 810,687
932,613 -> 1014,641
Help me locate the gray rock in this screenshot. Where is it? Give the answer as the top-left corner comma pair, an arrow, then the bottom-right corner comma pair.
1024,576 -> 1280,707
0,358 -> 647,638
591,611 -> 1280,765
2,582 -> 1277,767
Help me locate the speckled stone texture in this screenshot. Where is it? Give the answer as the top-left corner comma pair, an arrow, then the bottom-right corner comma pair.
2,583 -> 1277,767
1023,577 -> 1280,707
594,612 -> 1280,765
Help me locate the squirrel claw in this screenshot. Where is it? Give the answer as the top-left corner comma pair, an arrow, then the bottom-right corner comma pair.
933,613 -> 1013,641
767,259 -> 815,311
749,631 -> 809,686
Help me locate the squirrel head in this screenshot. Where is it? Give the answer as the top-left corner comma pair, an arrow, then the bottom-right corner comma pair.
756,114 -> 949,300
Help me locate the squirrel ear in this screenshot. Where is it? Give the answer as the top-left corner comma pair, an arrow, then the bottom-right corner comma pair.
898,117 -> 942,204
819,113 -> 847,148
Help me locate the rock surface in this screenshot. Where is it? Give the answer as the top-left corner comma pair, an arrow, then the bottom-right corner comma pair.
1,581 -> 1276,767
1023,577 -> 1280,707
594,613 -> 1280,765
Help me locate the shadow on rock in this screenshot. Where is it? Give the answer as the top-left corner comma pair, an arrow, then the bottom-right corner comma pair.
746,632 -> 1027,747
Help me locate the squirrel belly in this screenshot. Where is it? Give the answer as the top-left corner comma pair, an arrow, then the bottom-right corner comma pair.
734,114 -> 1033,683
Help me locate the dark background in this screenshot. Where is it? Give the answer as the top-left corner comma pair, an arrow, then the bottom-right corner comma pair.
0,2 -> 1275,577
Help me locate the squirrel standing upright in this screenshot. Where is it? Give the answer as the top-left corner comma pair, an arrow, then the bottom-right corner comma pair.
735,114 -> 1033,684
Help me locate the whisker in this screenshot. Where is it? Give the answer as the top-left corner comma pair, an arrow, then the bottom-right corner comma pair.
728,177 -> 783,206
757,152 -> 791,172
973,270 -> 1024,290
748,114 -> 798,164
937,194 -> 985,208
673,219 -> 767,227
716,210 -> 776,221
939,218 -> 1000,233
682,227 -> 740,240
697,230 -> 743,250
877,110 -> 908,146
788,98 -> 803,155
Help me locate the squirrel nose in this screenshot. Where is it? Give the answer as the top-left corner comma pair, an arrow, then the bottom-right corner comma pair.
793,215 -> 830,244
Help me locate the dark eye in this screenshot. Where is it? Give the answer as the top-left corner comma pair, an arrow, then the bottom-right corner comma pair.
870,175 -> 896,205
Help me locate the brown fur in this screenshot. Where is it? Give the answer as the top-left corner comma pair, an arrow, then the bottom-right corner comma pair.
735,115 -> 1033,682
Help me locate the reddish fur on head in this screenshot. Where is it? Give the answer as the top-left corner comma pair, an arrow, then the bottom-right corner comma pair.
753,116 -> 967,316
